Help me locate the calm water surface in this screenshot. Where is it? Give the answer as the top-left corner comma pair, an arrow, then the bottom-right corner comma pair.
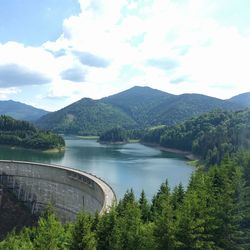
0,138 -> 194,199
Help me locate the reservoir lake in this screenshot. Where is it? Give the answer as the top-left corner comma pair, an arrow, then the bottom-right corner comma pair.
0,138 -> 194,200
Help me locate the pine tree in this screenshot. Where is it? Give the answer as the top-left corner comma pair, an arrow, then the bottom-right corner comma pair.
154,198 -> 176,250
69,212 -> 96,250
151,180 -> 170,220
171,183 -> 185,211
175,172 -> 216,250
0,229 -> 34,250
209,157 -> 247,250
110,190 -> 142,250
96,207 -> 118,250
139,190 -> 150,222
33,207 -> 68,250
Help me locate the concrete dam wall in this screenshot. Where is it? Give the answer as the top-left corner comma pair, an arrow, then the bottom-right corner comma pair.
0,160 -> 116,222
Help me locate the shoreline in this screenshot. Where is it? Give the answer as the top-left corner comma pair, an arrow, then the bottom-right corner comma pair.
98,140 -> 128,145
141,142 -> 199,161
0,144 -> 65,154
42,147 -> 65,153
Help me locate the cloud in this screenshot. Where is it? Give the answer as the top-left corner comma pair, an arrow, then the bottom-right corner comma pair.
41,0 -> 250,104
74,51 -> 110,68
48,48 -> 67,57
147,58 -> 179,71
0,87 -> 19,99
0,64 -> 51,87
170,76 -> 188,84
1,0 -> 250,110
60,66 -> 86,82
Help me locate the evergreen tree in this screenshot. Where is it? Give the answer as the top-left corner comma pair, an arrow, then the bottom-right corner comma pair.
154,198 -> 176,250
175,172 -> 216,250
137,223 -> 156,250
96,207 -> 118,250
0,229 -> 34,250
151,180 -> 170,220
69,212 -> 96,250
209,158 -> 247,249
139,190 -> 150,222
111,190 -> 142,250
171,183 -> 185,211
33,207 -> 68,250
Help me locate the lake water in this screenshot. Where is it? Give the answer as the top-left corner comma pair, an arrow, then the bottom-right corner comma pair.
0,138 -> 194,200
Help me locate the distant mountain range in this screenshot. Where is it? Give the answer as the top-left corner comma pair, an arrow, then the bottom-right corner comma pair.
35,86 -> 250,135
0,100 -> 48,121
0,87 -> 248,135
228,92 -> 250,107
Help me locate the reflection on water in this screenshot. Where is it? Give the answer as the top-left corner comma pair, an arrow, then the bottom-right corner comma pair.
0,138 -> 194,199
0,145 -> 65,163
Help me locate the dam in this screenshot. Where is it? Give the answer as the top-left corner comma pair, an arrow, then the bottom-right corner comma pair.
0,160 -> 116,222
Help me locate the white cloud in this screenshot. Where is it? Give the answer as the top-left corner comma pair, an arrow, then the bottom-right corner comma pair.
0,42 -> 57,78
0,0 -> 250,108
0,87 -> 19,99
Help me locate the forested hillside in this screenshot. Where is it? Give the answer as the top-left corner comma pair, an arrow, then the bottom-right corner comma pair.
102,86 -> 173,126
37,98 -> 137,135
148,93 -> 243,125
99,127 -> 128,143
36,86 -> 247,135
142,109 -> 250,165
0,115 -> 65,150
1,151 -> 250,249
0,100 -> 48,121
229,92 -> 250,107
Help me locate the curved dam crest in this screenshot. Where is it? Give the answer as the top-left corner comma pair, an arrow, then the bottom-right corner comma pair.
0,160 -> 116,222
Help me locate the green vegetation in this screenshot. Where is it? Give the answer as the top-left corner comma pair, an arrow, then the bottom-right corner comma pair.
37,98 -> 136,135
103,87 -> 245,127
142,109 -> 250,166
77,136 -> 99,140
99,128 -> 128,143
0,115 -> 65,151
1,151 -> 250,249
1,88 -> 250,249
37,86 -> 247,136
102,86 -> 172,127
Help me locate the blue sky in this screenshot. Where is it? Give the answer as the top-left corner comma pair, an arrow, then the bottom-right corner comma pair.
0,0 -> 250,111
0,0 -> 80,45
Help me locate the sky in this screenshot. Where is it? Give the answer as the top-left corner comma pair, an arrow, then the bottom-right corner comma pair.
0,0 -> 250,111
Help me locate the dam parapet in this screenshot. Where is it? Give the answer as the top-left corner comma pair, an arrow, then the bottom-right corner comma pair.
0,160 -> 116,222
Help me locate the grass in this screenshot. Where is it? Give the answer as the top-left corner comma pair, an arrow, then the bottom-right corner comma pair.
77,136 -> 99,140
128,139 -> 140,143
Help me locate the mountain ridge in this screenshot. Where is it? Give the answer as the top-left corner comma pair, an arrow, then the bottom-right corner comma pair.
36,86 -> 249,135
0,100 -> 49,121
228,92 -> 250,107
37,97 -> 137,135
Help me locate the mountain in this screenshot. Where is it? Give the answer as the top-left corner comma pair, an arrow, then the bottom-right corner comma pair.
0,100 -> 48,121
102,86 -> 173,126
229,92 -> 250,107
103,87 -> 243,126
148,93 -> 243,125
37,86 -> 246,135
37,98 -> 136,135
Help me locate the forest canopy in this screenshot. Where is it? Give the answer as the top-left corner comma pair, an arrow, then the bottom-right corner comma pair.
99,127 -> 128,143
0,115 -> 65,151
142,109 -> 250,166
